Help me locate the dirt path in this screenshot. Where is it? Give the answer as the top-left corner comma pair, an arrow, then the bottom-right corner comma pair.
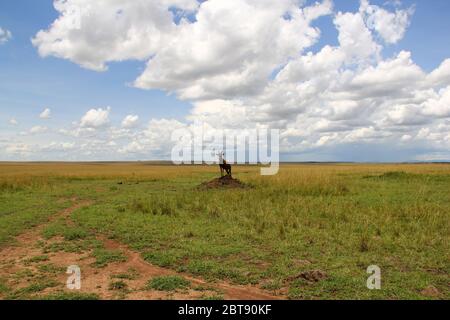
0,200 -> 281,300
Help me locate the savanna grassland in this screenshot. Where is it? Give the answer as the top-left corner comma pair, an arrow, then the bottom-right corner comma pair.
0,162 -> 448,300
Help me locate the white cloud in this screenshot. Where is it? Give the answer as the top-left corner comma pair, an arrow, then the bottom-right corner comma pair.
9,118 -> 18,126
187,100 -> 249,128
135,0 -> 333,100
118,118 -> 186,157
360,0 -> 414,44
42,142 -> 76,152
427,59 -> 450,88
422,86 -> 450,118
30,126 -> 48,134
401,134 -> 412,142
0,27 -> 12,45
5,143 -> 30,155
383,104 -> 428,126
32,0 -> 198,71
118,141 -> 145,154
15,0 -> 450,161
415,152 -> 450,162
34,0 -> 333,99
121,114 -> 139,128
80,107 -> 111,128
334,10 -> 381,63
40,108 -> 52,119
348,51 -> 425,97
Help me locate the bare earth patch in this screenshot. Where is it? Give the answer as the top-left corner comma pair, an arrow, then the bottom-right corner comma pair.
420,285 -> 441,298
289,270 -> 328,283
199,176 -> 249,190
0,200 -> 279,300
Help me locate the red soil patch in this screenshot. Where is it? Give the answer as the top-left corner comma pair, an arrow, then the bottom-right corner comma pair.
0,199 -> 280,300
420,285 -> 441,298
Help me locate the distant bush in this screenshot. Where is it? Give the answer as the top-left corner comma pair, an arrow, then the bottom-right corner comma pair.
363,171 -> 415,180
379,171 -> 412,179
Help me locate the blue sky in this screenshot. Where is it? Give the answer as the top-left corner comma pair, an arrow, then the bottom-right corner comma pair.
0,0 -> 191,130
310,0 -> 450,71
1,0 -> 450,161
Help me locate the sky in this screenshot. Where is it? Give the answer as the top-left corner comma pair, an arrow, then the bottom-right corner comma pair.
1,0 -> 450,162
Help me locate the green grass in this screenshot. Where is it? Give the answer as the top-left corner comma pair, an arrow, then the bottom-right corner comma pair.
6,279 -> 59,299
92,249 -> 127,268
0,193 -> 69,246
70,166 -> 450,299
43,238 -> 103,254
1,163 -> 449,300
39,292 -> 100,300
19,280 -> 59,294
146,276 -> 191,291
43,220 -> 89,241
23,255 -> 49,266
111,269 -> 140,280
37,264 -> 65,274
0,278 -> 10,295
108,280 -> 128,291
201,294 -> 225,300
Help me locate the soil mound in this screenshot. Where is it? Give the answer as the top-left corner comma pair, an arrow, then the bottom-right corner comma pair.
200,176 -> 249,189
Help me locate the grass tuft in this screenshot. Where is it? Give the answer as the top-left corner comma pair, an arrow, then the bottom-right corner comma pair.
146,276 -> 190,292
23,255 -> 49,266
92,249 -> 127,268
108,280 -> 128,291
40,292 -> 99,300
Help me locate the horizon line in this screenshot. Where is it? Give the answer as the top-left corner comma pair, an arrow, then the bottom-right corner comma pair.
1,161 -> 449,165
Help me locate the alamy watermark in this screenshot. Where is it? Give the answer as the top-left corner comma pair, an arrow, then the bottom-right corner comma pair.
171,124 -> 280,175
66,265 -> 81,290
366,265 -> 381,290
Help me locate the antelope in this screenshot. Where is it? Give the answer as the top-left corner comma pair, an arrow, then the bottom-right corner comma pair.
218,152 -> 232,177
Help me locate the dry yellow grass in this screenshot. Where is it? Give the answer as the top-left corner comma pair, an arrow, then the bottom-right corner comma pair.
1,162 -> 449,178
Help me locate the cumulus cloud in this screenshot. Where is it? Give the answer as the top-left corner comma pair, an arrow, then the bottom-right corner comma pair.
121,115 -> 139,128
334,10 -> 381,63
422,86 -> 450,118
360,0 -> 414,44
32,0 -> 198,71
5,143 -> 31,156
15,0 -> 450,161
135,0 -> 333,100
34,0 -> 333,99
41,142 -> 76,152
118,118 -> 186,157
80,107 -> 111,128
0,27 -> 12,44
118,141 -> 145,154
348,51 -> 424,98
29,126 -> 48,134
427,59 -> 450,88
9,118 -> 18,126
40,108 -> 52,119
